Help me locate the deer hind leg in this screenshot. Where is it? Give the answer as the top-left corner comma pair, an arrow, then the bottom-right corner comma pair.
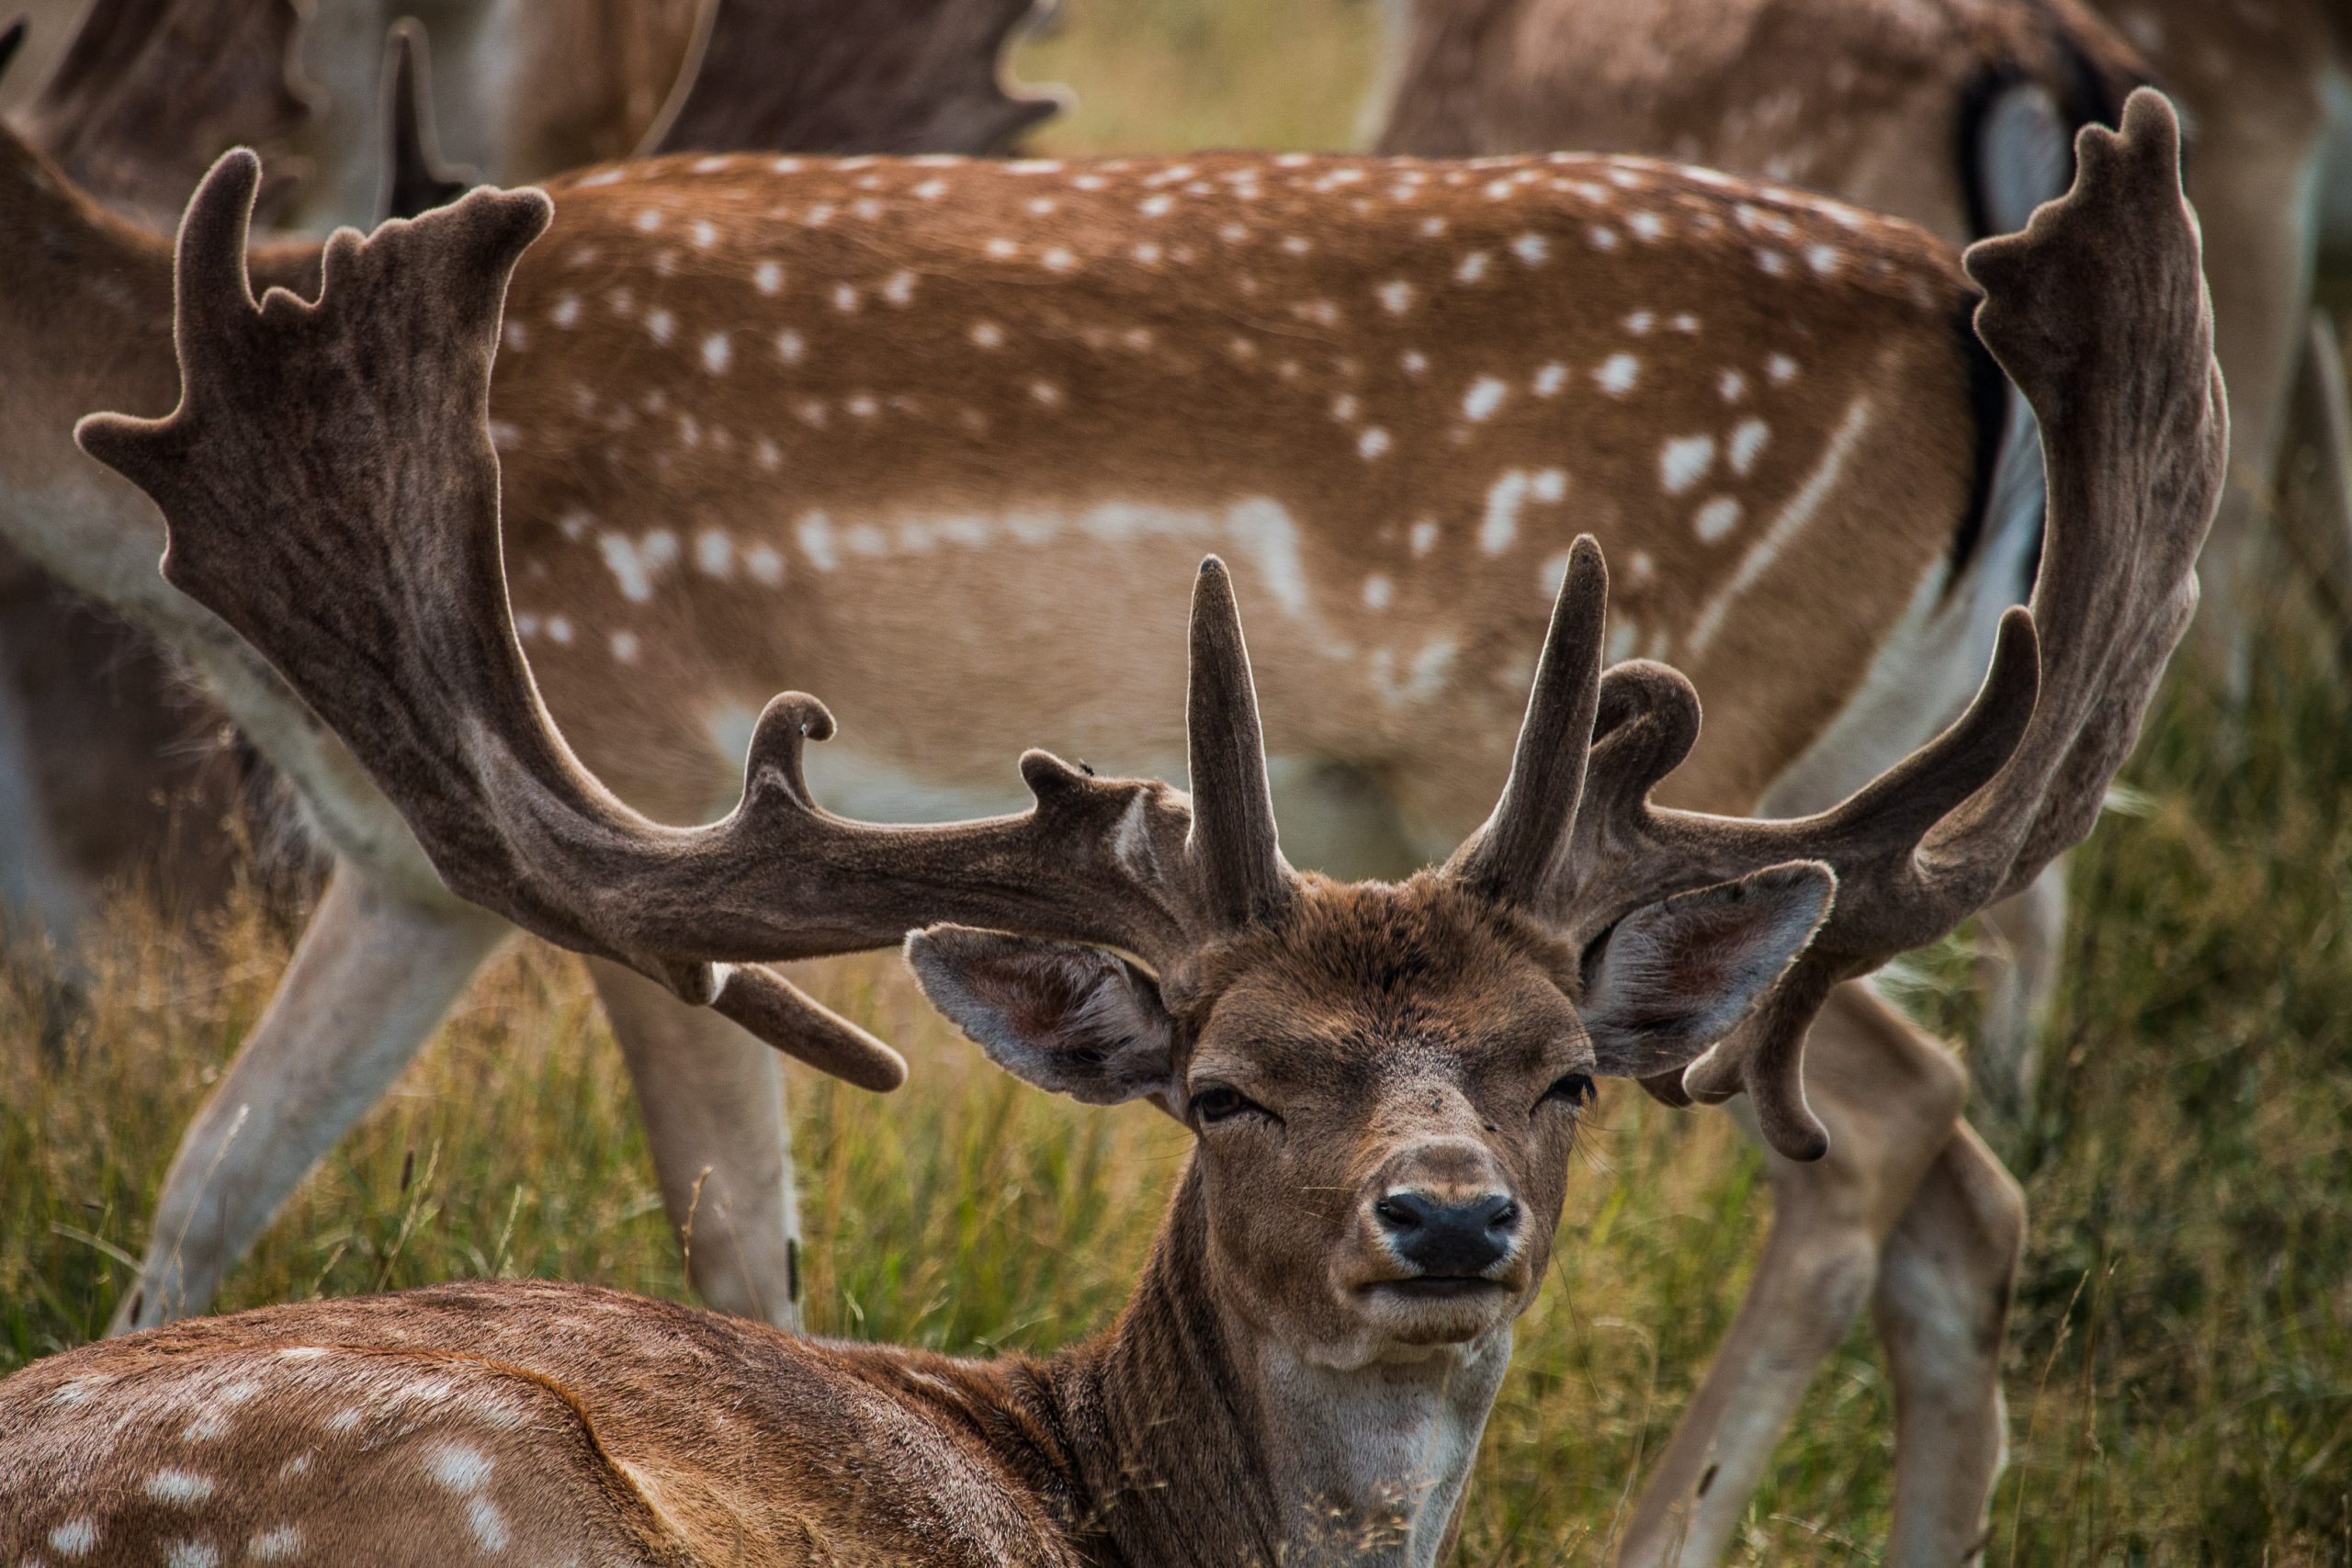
1874,1122 -> 2025,1567
1966,857 -> 2066,1126
111,861 -> 510,1334
589,959 -> 802,1330
1618,981 -> 1968,1568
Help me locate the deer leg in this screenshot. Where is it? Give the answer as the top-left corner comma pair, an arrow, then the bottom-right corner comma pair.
1619,981 -> 1966,1568
1873,1122 -> 2025,1567
1966,857 -> 2066,1126
111,862 -> 509,1334
588,959 -> 802,1331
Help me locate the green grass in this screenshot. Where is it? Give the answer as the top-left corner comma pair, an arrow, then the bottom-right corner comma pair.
6,2 -> 2352,1560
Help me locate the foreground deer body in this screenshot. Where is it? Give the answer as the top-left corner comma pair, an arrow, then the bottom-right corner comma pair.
0,92 -> 2222,1565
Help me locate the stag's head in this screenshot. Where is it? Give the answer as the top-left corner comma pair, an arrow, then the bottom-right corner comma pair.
908,551 -> 1834,1365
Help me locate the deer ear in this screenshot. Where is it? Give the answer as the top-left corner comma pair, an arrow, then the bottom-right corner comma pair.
1579,863 -> 1834,1079
905,926 -> 1180,1111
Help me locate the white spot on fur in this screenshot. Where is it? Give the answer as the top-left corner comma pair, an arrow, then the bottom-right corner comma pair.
1730,418 -> 1770,474
1806,244 -> 1841,275
1660,435 -> 1715,494
1511,232 -> 1549,265
164,1543 -> 218,1568
611,631 -> 639,662
247,1525 -> 301,1562
1363,574 -> 1394,610
832,282 -> 859,311
429,1442 -> 492,1492
48,1521 -> 96,1558
1455,251 -> 1491,283
145,1471 -> 215,1505
747,545 -> 785,586
468,1498 -> 509,1553
503,320 -> 528,353
1030,380 -> 1064,408
1531,468 -> 1566,502
1376,280 -> 1414,315
1756,248 -> 1789,276
1371,638 -> 1460,705
970,321 -> 1004,348
914,178 -> 948,200
1042,247 -> 1077,273
1538,550 -> 1570,598
1695,496 -> 1743,541
1623,310 -> 1655,335
1627,211 -> 1666,241
1589,225 -> 1620,250
1768,353 -> 1799,384
1410,521 -> 1440,556
550,293 -> 581,328
1533,363 -> 1566,397
1227,498 -> 1312,617
1480,470 -> 1530,553
701,333 -> 731,374
1463,377 -> 1508,422
547,616 -> 573,646
691,220 -> 718,249
696,531 -> 734,578
1132,241 -> 1163,265
754,261 -> 784,294
1596,354 -> 1639,395
1719,368 -> 1747,402
1139,194 -> 1174,217
634,209 -> 662,232
797,514 -> 840,571
1401,350 -> 1429,376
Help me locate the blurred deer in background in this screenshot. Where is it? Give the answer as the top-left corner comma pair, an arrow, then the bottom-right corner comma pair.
0,95 -> 2222,1562
0,0 -> 1057,1000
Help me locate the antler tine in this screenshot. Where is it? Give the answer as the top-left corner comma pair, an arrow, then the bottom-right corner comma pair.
1185,559 -> 1298,931
1446,536 -> 1608,906
639,0 -> 1061,159
77,152 -> 1213,1093
1503,90 -> 2222,1160
376,19 -> 477,222
0,18 -> 24,81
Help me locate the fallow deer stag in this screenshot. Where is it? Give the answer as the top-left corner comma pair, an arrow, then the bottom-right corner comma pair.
0,90 -> 2223,1567
3,23 -> 2098,1539
1373,0 -> 2151,1120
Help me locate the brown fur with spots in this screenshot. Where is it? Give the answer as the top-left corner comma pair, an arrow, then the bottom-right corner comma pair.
1377,0 -> 2352,671
1,93 -> 2221,1566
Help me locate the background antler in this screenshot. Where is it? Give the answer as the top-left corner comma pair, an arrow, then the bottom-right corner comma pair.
1507,90 -> 2223,1159
375,19 -> 475,222
74,153 -> 1298,1092
14,0 -> 314,229
639,0 -> 1061,157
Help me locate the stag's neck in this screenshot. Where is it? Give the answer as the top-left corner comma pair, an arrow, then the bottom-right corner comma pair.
1035,1169 -> 1509,1568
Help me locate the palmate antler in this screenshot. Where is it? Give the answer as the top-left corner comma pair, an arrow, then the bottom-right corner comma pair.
74,152 -> 1283,1091
639,0 -> 1061,158
1448,89 -> 2225,1157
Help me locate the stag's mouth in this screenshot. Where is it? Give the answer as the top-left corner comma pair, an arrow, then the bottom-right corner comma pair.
1362,1275 -> 1512,1302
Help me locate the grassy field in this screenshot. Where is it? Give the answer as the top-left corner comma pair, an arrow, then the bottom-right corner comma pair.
6,0 -> 2352,1561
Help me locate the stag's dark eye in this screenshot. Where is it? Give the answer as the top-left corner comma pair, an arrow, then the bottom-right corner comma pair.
1540,1072 -> 1596,1112
1189,1085 -> 1266,1124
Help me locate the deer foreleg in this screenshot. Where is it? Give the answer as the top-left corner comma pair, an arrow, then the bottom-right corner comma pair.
110,863 -> 509,1334
1966,859 -> 2067,1127
590,959 -> 804,1331
1618,981 -> 1968,1568
1873,1122 -> 2025,1567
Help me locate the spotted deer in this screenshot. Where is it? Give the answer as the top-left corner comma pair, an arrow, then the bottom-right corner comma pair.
0,96 -> 2222,1562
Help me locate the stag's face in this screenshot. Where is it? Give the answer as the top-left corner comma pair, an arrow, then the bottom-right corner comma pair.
910,861 -> 1829,1368
1172,876 -> 1586,1363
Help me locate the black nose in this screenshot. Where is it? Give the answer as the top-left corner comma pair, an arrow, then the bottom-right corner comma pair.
1374,1190 -> 1520,1275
